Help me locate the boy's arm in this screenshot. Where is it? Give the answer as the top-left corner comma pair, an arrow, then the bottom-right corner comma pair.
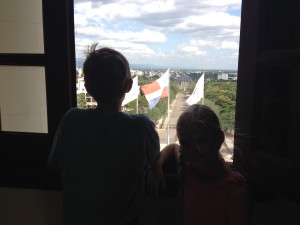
143,118 -> 160,170
48,111 -> 69,172
48,125 -> 63,172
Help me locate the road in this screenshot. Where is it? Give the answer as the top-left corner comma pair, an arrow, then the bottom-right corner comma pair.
158,92 -> 188,147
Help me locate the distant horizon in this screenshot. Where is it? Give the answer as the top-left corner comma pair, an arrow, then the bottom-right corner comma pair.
76,58 -> 238,72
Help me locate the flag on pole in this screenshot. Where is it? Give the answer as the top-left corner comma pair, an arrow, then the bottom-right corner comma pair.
186,72 -> 205,105
122,76 -> 140,106
140,68 -> 170,109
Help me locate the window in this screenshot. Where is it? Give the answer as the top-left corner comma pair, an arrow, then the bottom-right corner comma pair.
0,0 -> 46,133
73,0 -> 242,162
0,66 -> 48,133
0,0 -> 76,189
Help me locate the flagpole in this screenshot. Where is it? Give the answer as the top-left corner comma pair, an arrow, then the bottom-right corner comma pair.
136,96 -> 138,114
202,71 -> 205,105
136,76 -> 139,114
167,68 -> 170,145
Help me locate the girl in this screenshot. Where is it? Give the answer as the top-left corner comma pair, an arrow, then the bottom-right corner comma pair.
150,104 -> 253,225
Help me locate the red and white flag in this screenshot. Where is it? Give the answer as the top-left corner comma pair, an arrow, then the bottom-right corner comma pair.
140,69 -> 169,109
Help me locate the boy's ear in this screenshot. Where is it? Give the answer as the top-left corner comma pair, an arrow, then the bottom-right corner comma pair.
125,78 -> 133,93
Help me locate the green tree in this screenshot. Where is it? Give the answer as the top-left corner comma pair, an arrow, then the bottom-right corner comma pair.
204,99 -> 220,117
77,93 -> 87,109
215,95 -> 231,107
204,81 -> 237,132
220,111 -> 235,133
145,107 -> 162,124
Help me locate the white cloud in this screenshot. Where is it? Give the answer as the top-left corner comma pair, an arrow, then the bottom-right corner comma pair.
175,12 -> 240,30
220,41 -> 239,50
231,52 -> 239,58
189,39 -> 239,50
142,0 -> 175,13
74,14 -> 89,26
201,0 -> 241,8
75,2 -> 141,21
177,44 -> 206,56
76,27 -> 166,43
75,39 -> 154,59
74,0 -> 242,69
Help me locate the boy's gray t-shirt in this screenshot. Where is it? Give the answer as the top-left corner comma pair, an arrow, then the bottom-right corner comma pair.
48,108 -> 160,225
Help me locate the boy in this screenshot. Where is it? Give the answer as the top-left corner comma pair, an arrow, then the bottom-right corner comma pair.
48,43 -> 160,225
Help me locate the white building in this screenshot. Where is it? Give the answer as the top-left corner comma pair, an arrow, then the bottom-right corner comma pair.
76,75 -> 97,108
218,73 -> 229,80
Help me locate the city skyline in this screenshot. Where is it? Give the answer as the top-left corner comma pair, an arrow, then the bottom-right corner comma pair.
74,0 -> 242,70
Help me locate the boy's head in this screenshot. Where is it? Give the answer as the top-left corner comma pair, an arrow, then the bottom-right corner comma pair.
83,43 -> 132,104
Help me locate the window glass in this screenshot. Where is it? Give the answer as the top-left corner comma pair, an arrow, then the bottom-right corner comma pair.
74,0 -> 242,162
0,0 -> 44,53
0,66 -> 48,133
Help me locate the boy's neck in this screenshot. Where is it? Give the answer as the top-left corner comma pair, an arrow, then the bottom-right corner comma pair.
96,100 -> 122,112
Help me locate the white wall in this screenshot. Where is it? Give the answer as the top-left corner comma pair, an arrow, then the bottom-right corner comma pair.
0,66 -> 48,133
0,0 -> 44,53
0,0 -> 47,133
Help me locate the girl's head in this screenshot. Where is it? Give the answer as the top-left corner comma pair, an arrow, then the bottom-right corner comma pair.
176,104 -> 224,166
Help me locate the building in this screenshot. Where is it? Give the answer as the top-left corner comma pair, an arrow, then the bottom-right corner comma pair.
217,72 -> 229,80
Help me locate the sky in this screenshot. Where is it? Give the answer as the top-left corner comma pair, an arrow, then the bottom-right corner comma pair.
74,0 -> 242,70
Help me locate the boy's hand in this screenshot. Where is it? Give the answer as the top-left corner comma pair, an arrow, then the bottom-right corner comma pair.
147,165 -> 166,202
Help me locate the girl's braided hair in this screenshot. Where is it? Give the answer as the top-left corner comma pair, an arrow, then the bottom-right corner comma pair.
176,104 -> 225,166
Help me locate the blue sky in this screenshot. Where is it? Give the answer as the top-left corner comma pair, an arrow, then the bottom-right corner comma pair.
74,0 -> 242,70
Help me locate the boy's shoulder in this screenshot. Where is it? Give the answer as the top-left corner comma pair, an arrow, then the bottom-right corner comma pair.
123,114 -> 157,134
129,113 -> 154,125
61,107 -> 87,119
62,109 -> 155,129
130,113 -> 150,120
59,108 -> 98,125
65,107 -> 86,115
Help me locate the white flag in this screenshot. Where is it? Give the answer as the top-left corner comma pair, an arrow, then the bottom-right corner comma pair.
122,76 -> 140,106
186,73 -> 205,105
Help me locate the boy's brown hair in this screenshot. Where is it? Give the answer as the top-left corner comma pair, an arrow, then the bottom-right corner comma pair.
83,43 -> 131,103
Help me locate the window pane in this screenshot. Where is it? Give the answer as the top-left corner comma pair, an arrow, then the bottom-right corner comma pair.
0,66 -> 48,133
74,0 -> 242,162
0,0 -> 44,53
